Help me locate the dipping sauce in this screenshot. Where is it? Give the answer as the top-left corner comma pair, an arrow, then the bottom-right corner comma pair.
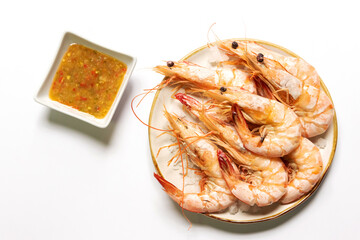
49,44 -> 127,119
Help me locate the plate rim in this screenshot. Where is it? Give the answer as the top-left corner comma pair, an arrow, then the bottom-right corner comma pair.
148,38 -> 338,223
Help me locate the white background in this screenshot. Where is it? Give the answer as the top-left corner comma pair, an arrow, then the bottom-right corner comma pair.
0,0 -> 359,239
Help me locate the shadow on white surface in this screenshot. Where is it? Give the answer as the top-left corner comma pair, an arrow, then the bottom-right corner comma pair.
186,195 -> 314,232
46,80 -> 134,145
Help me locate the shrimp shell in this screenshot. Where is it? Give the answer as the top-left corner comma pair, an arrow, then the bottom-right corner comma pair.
218,149 -> 288,207
215,40 -> 334,137
175,93 -> 245,152
154,60 -> 257,94
154,110 -> 235,213
202,87 -> 301,157
174,93 -> 289,206
281,137 -> 323,204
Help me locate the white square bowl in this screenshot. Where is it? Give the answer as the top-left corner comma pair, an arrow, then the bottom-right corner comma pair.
34,32 -> 136,128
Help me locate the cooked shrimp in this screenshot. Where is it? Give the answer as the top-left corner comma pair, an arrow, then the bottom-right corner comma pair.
174,94 -> 290,206
218,149 -> 288,207
154,60 -> 257,94
217,40 -> 321,87
216,40 -> 334,137
154,110 -> 235,213
296,90 -> 334,137
281,137 -> 323,204
154,173 -> 235,213
175,93 -> 245,152
199,87 -> 301,157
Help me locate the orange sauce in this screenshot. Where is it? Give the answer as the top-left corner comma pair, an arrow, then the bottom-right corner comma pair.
49,44 -> 127,119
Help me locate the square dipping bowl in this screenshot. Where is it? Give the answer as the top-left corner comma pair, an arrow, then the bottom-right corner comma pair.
35,32 -> 136,128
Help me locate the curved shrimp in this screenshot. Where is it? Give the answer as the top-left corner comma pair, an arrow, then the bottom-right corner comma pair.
218,149 -> 288,207
153,60 -> 257,94
296,90 -> 334,137
154,110 -> 235,213
216,40 -> 334,137
174,93 -> 288,206
199,87 -> 301,157
281,137 -> 323,204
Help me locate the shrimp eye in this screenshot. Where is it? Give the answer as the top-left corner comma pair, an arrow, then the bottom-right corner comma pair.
167,61 -> 174,67
257,53 -> 264,62
231,41 -> 238,49
232,110 -> 237,117
220,86 -> 227,92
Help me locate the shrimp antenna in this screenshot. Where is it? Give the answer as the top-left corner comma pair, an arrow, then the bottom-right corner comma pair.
207,23 -> 216,47
131,87 -> 173,132
241,16 -> 247,42
207,23 -> 221,48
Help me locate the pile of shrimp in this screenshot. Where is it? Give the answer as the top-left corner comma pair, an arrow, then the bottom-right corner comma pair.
150,38 -> 333,214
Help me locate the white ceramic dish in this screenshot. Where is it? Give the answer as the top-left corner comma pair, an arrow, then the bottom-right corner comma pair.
34,32 -> 136,128
149,39 -> 337,223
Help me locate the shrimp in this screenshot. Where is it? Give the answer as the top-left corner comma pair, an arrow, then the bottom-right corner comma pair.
215,40 -> 334,137
217,40 -> 321,88
175,93 -> 289,206
198,87 -> 301,157
153,60 -> 257,94
281,137 -> 323,204
296,90 -> 334,138
218,149 -> 288,207
216,40 -> 320,102
154,110 -> 235,213
174,93 -> 245,152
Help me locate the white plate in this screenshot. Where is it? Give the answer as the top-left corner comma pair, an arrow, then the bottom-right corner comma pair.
34,32 -> 137,128
149,39 -> 337,223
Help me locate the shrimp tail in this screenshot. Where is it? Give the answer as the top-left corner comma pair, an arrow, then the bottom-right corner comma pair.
154,173 -> 184,199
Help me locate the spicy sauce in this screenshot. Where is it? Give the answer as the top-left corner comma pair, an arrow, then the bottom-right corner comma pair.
49,44 -> 127,119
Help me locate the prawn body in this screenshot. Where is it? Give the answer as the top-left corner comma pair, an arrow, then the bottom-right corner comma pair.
296,91 -> 334,138
216,40 -> 334,137
281,137 -> 323,204
154,110 -> 235,213
216,40 -> 320,102
154,173 -> 234,213
154,61 -> 257,94
174,93 -> 288,206
218,149 -> 288,207
202,88 -> 301,157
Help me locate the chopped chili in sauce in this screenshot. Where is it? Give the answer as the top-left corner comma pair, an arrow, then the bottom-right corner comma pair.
49,44 -> 127,119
